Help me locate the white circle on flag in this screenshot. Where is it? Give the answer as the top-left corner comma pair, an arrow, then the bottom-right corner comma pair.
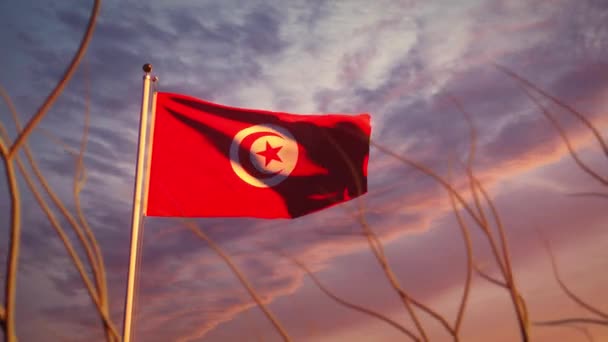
229,124 -> 299,188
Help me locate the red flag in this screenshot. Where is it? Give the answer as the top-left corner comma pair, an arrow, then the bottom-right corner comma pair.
145,92 -> 371,219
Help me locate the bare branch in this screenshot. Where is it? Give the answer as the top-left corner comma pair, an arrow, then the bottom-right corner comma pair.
274,249 -> 420,341
470,176 -> 530,339
355,212 -> 439,341
74,60 -> 113,341
7,0 -> 101,158
0,125 -> 120,339
493,63 -> 608,159
1,80 -> 114,340
517,85 -> 608,186
537,230 -> 608,320
323,130 -> 441,339
182,220 -> 292,342
0,129 -> 6,154
534,318 -> 608,327
37,127 -> 81,156
1,155 -> 21,342
446,163 -> 473,335
370,141 -> 487,236
473,261 -> 507,288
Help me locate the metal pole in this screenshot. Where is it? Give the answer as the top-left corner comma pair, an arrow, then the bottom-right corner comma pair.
122,63 -> 153,342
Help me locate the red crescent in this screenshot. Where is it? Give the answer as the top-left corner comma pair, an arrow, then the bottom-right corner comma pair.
238,131 -> 284,179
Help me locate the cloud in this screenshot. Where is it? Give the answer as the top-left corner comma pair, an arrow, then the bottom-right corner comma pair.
2,0 -> 608,341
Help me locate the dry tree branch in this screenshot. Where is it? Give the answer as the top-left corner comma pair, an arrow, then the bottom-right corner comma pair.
0,149 -> 21,342
371,141 -> 485,231
516,85 -> 608,186
442,94 -> 529,338
473,260 -> 529,327
446,92 -> 528,339
370,126 -> 530,339
0,133 -> 6,157
0,125 -> 120,340
355,196 -> 456,340
181,220 -> 292,342
1,0 -> 105,336
7,0 -> 101,159
272,248 -> 420,341
0,122 -> 8,337
444,93 -> 514,286
443,93 -> 506,336
493,63 -> 608,159
446,163 -> 473,336
369,141 -> 530,340
471,176 -> 530,339
37,127 -> 80,156
535,318 -> 608,327
461,166 -> 514,291
323,132 -> 444,341
71,62 -> 113,341
473,261 -> 507,288
379,90 -> 530,339
534,230 -> 608,325
0,83 -> 114,340
494,62 -> 608,336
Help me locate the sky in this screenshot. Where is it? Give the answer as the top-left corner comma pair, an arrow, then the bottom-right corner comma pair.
1,0 -> 607,341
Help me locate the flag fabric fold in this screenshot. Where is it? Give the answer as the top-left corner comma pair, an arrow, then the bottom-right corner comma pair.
145,91 -> 371,219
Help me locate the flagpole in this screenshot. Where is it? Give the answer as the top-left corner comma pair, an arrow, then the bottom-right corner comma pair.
122,63 -> 154,342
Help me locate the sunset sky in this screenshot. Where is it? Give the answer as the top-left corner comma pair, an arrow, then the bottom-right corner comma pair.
1,0 -> 607,341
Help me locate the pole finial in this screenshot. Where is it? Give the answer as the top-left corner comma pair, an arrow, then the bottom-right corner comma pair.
142,63 -> 152,73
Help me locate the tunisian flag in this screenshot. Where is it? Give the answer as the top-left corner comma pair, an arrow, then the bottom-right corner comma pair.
145,92 -> 371,219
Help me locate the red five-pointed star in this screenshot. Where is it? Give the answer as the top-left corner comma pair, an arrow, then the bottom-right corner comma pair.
256,141 -> 283,166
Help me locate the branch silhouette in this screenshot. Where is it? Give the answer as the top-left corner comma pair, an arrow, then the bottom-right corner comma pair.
493,63 -> 608,159
0,76 -> 116,341
532,229 -> 608,330
181,220 -> 292,342
7,0 -> 101,159
272,248 -> 420,341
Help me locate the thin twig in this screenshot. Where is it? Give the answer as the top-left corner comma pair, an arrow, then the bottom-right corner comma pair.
37,127 -> 80,156
534,318 -> 608,327
473,261 -> 507,288
355,213 -> 432,341
7,0 -> 101,159
472,176 -> 530,340
446,163 -> 473,336
537,230 -> 608,320
182,220 -> 292,342
0,125 -> 120,340
493,63 -> 608,159
0,133 -> 6,157
324,131 -> 438,339
371,141 -> 486,232
447,98 -> 509,280
370,141 -> 526,339
0,83 -> 114,340
274,249 -> 420,341
516,85 -> 608,186
1,155 -> 21,342
72,62 -> 113,341
370,129 -> 530,340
